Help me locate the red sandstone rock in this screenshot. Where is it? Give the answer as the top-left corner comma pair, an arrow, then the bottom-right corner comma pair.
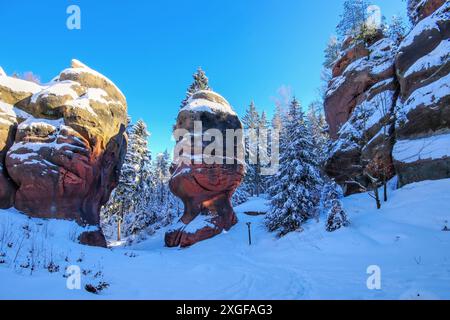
325,37 -> 398,194
393,2 -> 450,187
0,60 -> 127,247
165,91 -> 244,248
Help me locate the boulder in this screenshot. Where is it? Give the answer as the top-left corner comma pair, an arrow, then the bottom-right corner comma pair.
165,90 -> 244,248
0,60 -> 128,247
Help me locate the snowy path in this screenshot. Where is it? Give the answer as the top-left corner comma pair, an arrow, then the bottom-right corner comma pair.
1,179 -> 450,299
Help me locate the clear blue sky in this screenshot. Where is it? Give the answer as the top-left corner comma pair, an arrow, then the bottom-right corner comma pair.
0,0 -> 406,155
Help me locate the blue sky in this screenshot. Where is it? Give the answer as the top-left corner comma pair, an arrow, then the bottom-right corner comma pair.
0,0 -> 406,155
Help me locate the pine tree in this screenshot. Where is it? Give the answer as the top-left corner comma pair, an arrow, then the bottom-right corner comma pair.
101,119 -> 153,240
388,15 -> 407,44
323,182 -> 349,232
180,67 -> 211,108
272,104 -> 284,133
307,101 -> 330,164
336,0 -> 371,40
265,97 -> 323,237
242,101 -> 262,196
323,36 -> 342,69
154,150 -> 171,182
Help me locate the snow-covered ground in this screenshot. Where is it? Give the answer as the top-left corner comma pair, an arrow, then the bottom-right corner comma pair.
1,179 -> 450,300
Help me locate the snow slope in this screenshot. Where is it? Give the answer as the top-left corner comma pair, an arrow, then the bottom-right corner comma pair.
1,179 -> 450,300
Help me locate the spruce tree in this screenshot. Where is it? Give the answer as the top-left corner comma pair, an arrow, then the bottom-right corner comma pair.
242,101 -> 261,196
336,0 -> 371,40
323,36 -> 342,69
101,119 -> 153,240
323,181 -> 349,232
265,97 -> 323,236
180,67 -> 211,108
307,100 -> 330,164
388,15 -> 407,44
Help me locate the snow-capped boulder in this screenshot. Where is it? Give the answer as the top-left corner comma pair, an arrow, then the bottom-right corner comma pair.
325,37 -> 398,194
165,90 -> 244,248
0,60 -> 128,247
394,1 -> 450,186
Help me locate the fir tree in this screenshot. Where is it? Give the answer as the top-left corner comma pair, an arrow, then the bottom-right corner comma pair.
242,101 -> 262,196
101,119 -> 153,240
307,100 -> 330,164
336,0 -> 371,40
265,97 -> 323,237
180,67 -> 211,108
323,181 -> 349,232
388,15 -> 407,44
154,150 -> 171,182
323,36 -> 342,69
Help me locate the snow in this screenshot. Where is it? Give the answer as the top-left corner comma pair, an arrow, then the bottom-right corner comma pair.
401,72 -> 450,116
181,90 -> 237,116
0,67 -> 5,77
404,39 -> 450,78
30,81 -> 78,104
0,74 -> 43,94
66,96 -> 97,115
0,102 -> 33,124
393,132 -> 450,163
83,88 -> 110,104
1,179 -> 450,299
59,59 -> 126,102
400,2 -> 449,49
17,117 -> 64,131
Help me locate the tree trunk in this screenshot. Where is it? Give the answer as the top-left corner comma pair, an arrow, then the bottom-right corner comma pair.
117,220 -> 121,242
383,181 -> 388,202
374,185 -> 381,210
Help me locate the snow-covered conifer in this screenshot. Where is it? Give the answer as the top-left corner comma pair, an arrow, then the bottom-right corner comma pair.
180,67 -> 211,108
323,36 -> 342,69
322,181 -> 349,232
336,0 -> 371,39
265,97 -> 323,236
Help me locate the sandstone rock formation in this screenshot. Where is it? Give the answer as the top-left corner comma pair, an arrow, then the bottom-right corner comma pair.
325,0 -> 449,194
325,36 -> 398,194
393,1 -> 450,187
0,60 -> 128,246
165,90 -> 244,248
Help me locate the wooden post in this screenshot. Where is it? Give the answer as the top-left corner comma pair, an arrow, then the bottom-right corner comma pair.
246,222 -> 252,245
117,219 -> 121,242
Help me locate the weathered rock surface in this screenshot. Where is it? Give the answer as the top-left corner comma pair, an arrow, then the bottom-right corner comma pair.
0,60 -> 128,246
325,0 -> 450,193
393,1 -> 450,187
325,37 -> 398,194
165,90 -> 244,248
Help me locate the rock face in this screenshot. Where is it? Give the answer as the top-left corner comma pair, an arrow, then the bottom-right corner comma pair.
165,90 -> 244,248
393,1 -> 450,187
325,36 -> 398,194
325,0 -> 449,193
0,60 -> 128,246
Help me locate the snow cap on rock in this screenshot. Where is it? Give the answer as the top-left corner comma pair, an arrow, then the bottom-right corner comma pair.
0,67 -> 5,77
181,90 -> 237,116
